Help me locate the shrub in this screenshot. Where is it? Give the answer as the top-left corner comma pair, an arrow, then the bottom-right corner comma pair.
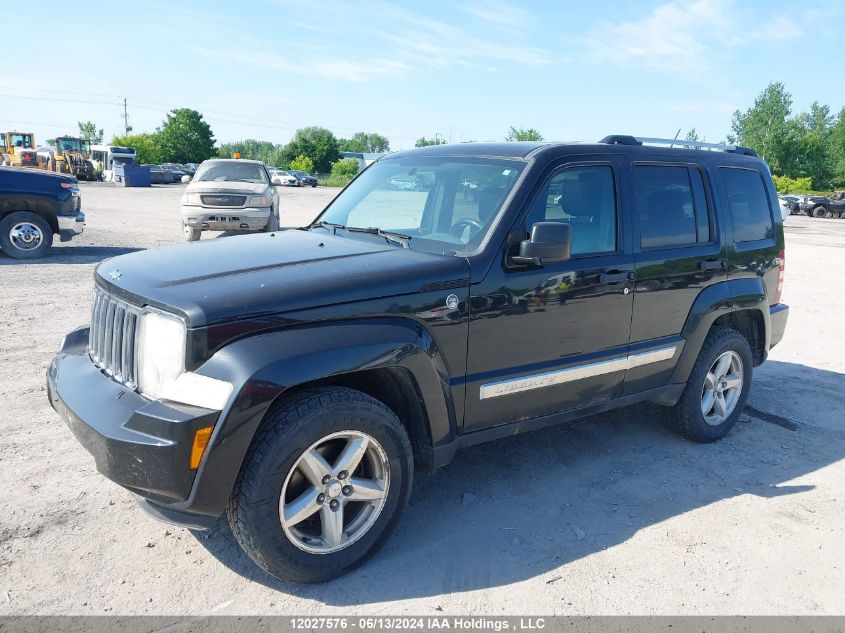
289,154 -> 314,173
772,174 -> 814,193
331,158 -> 360,178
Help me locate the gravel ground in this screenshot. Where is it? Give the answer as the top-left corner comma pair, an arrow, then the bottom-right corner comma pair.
0,183 -> 843,615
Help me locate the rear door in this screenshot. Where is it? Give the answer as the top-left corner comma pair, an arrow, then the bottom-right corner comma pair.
624,158 -> 727,395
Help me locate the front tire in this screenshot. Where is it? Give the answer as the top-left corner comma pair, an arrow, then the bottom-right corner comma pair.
227,387 -> 413,583
667,327 -> 753,442
0,211 -> 53,259
264,209 -> 280,233
183,224 -> 201,242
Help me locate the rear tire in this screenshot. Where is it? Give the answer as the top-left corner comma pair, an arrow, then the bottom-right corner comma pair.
0,211 -> 53,259
667,327 -> 753,442
183,224 -> 201,242
812,206 -> 826,218
227,387 -> 413,583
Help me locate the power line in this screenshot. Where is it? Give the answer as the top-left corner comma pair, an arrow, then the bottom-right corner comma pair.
2,87 -> 433,140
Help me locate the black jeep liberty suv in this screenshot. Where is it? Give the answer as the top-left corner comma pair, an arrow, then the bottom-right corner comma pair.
47,136 -> 789,582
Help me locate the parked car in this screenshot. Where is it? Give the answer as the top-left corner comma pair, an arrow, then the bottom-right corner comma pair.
289,169 -> 318,187
144,164 -> 169,184
162,163 -> 189,182
0,166 -> 85,258
178,159 -> 280,241
269,169 -> 299,186
801,192 -> 845,218
181,163 -> 198,176
47,136 -> 788,583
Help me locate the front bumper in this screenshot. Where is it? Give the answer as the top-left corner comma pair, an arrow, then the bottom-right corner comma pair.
769,303 -> 789,349
58,211 -> 85,242
47,325 -> 220,513
180,205 -> 270,231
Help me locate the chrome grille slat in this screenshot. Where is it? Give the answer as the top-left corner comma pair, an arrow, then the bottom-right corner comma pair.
89,286 -> 141,389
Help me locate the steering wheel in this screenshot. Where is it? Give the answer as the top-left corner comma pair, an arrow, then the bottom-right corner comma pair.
450,218 -> 484,239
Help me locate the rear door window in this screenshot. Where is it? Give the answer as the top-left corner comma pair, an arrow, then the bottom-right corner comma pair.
719,167 -> 775,242
633,165 -> 712,249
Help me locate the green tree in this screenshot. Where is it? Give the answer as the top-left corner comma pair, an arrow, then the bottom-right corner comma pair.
794,102 -> 833,189
339,132 -> 390,153
505,126 -> 544,141
289,154 -> 314,173
283,127 -> 339,173
156,108 -> 216,163
78,121 -> 104,144
415,136 -> 446,147
110,133 -> 163,164
830,108 -> 845,188
729,82 -> 798,176
331,158 -> 360,177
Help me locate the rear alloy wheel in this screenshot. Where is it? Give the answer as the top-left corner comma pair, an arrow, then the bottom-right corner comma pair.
700,351 -> 744,426
227,387 -> 413,583
667,327 -> 752,442
0,211 -> 53,259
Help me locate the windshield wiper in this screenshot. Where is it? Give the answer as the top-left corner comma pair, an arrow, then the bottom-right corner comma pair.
309,220 -> 346,235
346,226 -> 412,248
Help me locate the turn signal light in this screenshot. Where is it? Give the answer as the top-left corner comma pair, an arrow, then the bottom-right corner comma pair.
189,426 -> 214,470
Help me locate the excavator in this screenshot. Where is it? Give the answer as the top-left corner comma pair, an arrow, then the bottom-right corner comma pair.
0,131 -> 40,168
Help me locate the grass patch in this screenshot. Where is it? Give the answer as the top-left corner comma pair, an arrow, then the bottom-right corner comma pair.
318,174 -> 353,188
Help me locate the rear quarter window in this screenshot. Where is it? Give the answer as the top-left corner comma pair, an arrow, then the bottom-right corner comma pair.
719,167 -> 774,242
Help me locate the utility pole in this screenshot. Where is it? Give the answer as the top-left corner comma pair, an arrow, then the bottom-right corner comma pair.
122,98 -> 132,137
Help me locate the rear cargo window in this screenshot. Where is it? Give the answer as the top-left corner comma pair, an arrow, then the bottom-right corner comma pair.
719,167 -> 775,242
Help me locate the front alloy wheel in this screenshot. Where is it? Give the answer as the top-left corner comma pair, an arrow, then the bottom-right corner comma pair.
227,387 -> 413,583
280,431 -> 389,553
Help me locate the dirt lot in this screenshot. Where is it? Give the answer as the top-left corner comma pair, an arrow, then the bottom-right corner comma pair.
1,184 -> 843,615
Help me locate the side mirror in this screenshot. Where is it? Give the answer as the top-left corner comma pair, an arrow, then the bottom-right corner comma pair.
181,175 -> 191,183
512,222 -> 571,266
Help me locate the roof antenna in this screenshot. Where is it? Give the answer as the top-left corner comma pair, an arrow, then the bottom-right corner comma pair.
671,128 -> 681,148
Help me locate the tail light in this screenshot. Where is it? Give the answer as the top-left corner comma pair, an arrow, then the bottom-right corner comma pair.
774,248 -> 785,304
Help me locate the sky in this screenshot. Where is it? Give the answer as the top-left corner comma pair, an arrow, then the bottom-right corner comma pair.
3,0 -> 844,152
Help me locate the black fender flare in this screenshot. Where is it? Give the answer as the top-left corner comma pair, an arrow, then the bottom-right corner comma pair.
177,317 -> 457,518
670,278 -> 769,384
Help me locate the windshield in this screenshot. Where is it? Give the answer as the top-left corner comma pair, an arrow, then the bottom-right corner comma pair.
113,156 -> 135,166
315,156 -> 525,254
194,161 -> 268,184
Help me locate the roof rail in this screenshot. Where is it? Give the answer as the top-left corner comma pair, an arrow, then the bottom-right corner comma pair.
599,135 -> 757,157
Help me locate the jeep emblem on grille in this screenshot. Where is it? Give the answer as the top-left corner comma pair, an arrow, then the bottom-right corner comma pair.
108,268 -> 122,280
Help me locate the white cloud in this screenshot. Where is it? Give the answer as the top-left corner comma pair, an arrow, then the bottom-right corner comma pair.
579,0 -> 834,72
194,46 -> 409,83
458,0 -> 537,31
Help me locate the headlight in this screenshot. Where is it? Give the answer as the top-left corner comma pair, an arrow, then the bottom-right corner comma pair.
182,193 -> 202,205
247,194 -> 271,207
138,310 -> 187,400
136,308 -> 233,410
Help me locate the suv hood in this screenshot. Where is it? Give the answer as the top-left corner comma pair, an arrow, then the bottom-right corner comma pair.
185,181 -> 267,195
95,230 -> 470,327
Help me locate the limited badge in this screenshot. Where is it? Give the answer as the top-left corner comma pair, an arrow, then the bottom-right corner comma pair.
446,294 -> 459,309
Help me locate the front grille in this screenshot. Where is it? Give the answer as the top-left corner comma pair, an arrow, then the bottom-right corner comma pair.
200,194 -> 246,207
89,286 -> 141,388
